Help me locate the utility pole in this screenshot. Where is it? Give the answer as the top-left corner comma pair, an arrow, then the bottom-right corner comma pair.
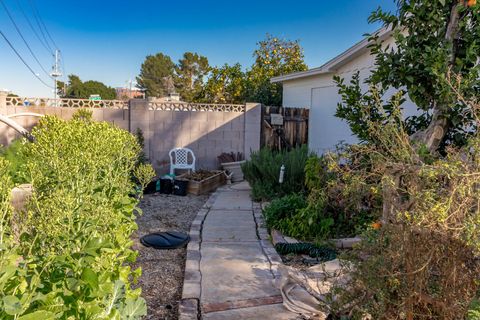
128,79 -> 133,99
50,49 -> 62,104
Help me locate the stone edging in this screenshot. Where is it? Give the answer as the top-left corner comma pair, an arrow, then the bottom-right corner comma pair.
253,202 -> 283,279
178,191 -> 219,320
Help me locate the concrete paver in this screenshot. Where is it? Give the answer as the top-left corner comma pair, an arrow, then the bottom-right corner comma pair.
209,191 -> 253,210
193,184 -> 298,319
201,242 -> 278,303
202,227 -> 258,242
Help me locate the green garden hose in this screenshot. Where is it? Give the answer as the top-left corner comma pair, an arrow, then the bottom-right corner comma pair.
274,242 -> 337,261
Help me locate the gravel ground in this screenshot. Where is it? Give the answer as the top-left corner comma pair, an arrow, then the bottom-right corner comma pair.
131,193 -> 209,320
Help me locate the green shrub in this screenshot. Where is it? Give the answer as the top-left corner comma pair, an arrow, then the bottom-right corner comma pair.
468,299 -> 480,320
263,194 -> 307,230
248,146 -> 376,240
242,145 -> 310,200
263,193 -> 334,241
0,139 -> 29,184
301,151 -> 380,239
0,113 -> 154,319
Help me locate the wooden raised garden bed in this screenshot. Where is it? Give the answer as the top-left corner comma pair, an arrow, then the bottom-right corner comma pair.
179,170 -> 226,195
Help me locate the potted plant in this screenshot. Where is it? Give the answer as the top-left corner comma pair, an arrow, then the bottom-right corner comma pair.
218,152 -> 245,183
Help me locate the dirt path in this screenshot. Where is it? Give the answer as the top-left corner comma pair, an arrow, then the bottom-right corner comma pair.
132,193 -> 208,320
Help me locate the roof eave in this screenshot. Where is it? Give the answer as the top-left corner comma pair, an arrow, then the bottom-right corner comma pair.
271,27 -> 392,84
271,69 -> 334,83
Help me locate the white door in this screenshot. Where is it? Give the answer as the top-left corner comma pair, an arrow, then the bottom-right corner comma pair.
309,86 -> 358,154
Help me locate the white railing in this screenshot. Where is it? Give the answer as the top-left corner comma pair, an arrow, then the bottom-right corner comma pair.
6,97 -> 128,109
148,102 -> 245,112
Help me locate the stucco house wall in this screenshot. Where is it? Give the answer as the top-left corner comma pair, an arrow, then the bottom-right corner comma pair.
273,30 -> 418,154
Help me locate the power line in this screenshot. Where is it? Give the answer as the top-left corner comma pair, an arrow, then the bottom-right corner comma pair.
26,0 -> 54,53
15,0 -> 53,55
27,0 -> 58,50
0,0 -> 53,79
0,29 -> 54,89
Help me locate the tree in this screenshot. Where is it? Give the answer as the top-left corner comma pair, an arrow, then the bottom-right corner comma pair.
246,35 -> 308,105
331,2 -> 480,317
57,80 -> 66,97
136,53 -> 175,98
336,0 -> 480,153
175,52 -> 210,102
200,63 -> 246,104
63,74 -> 116,100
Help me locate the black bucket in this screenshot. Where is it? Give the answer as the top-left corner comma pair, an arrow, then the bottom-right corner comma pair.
160,178 -> 173,194
173,179 -> 189,196
144,179 -> 159,194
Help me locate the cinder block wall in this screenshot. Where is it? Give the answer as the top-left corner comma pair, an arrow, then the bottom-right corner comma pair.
0,94 -> 261,175
129,100 -> 258,173
0,105 -> 129,145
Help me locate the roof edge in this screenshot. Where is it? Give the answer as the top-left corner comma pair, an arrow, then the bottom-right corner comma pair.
271,27 -> 391,83
270,67 -> 333,83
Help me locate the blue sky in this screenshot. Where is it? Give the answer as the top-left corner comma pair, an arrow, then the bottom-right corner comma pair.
0,0 -> 397,97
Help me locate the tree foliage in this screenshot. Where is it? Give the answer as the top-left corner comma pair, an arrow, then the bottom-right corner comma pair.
336,0 -> 480,151
246,35 -> 308,106
327,1 -> 480,318
200,63 -> 246,104
135,34 -> 308,105
136,53 -> 175,98
62,74 -> 117,100
174,52 -> 210,102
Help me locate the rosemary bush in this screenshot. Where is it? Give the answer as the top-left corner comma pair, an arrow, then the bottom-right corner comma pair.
242,145 -> 310,200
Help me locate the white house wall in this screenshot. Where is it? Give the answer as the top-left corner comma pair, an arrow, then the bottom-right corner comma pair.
281,36 -> 418,153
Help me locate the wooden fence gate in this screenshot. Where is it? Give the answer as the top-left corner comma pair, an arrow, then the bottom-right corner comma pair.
261,105 -> 309,151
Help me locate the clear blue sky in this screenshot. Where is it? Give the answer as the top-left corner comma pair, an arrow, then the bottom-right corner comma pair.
0,0 -> 397,97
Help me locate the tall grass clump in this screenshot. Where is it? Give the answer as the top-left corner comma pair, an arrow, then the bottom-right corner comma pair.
242,145 -> 310,200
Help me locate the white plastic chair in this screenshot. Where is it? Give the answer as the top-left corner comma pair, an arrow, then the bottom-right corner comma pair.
169,148 -> 196,175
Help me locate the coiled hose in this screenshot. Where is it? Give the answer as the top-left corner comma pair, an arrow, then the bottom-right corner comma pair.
274,242 -> 337,261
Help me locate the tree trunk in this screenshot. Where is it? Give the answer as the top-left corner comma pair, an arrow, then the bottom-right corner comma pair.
410,2 -> 462,153
383,1 -> 463,221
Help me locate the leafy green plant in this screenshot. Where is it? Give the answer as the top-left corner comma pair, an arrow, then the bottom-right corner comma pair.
263,193 -> 307,229
71,108 -> 94,121
296,152 -> 380,240
468,299 -> 480,320
0,111 -> 154,319
242,145 -> 310,201
0,139 -> 29,184
134,128 -> 148,166
262,193 -> 335,241
252,146 -> 378,240
283,190 -> 334,240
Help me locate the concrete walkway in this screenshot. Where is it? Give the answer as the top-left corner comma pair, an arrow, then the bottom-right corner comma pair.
179,182 -> 299,320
